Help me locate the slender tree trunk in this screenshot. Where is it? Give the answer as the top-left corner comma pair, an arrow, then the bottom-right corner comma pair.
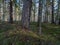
33,2 -> 36,22
19,0 -> 21,21
14,0 -> 17,21
58,0 -> 60,24
21,0 -> 32,29
51,0 -> 54,23
2,0 -> 5,21
14,5 -> 16,21
57,0 -> 60,24
56,0 -> 59,25
0,2 -> 1,21
38,0 -> 42,35
42,0 -> 46,22
45,5 -> 48,23
9,0 -> 13,23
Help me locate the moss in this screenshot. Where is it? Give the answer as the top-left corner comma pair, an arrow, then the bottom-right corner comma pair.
0,22 -> 60,45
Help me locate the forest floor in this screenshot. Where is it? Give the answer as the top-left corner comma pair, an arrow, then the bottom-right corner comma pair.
0,21 -> 60,45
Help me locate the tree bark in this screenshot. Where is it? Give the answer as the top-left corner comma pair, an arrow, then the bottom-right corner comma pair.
56,0 -> 60,25
2,0 -> 6,21
51,0 -> 54,23
38,0 -> 42,35
9,0 -> 13,23
58,0 -> 60,24
21,0 -> 32,29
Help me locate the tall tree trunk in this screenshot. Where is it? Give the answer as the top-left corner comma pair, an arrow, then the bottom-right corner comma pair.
45,0 -> 50,23
38,0 -> 42,35
19,0 -> 21,21
14,0 -> 17,21
45,5 -> 48,23
58,0 -> 60,24
14,5 -> 17,21
57,0 -> 60,24
21,0 -> 32,29
2,0 -> 6,21
37,0 -> 43,45
0,1 -> 2,21
56,0 -> 59,25
51,0 -> 54,23
33,1 -> 36,22
9,0 -> 13,23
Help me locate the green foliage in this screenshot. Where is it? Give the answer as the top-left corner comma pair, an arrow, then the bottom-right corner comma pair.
0,22 -> 60,45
